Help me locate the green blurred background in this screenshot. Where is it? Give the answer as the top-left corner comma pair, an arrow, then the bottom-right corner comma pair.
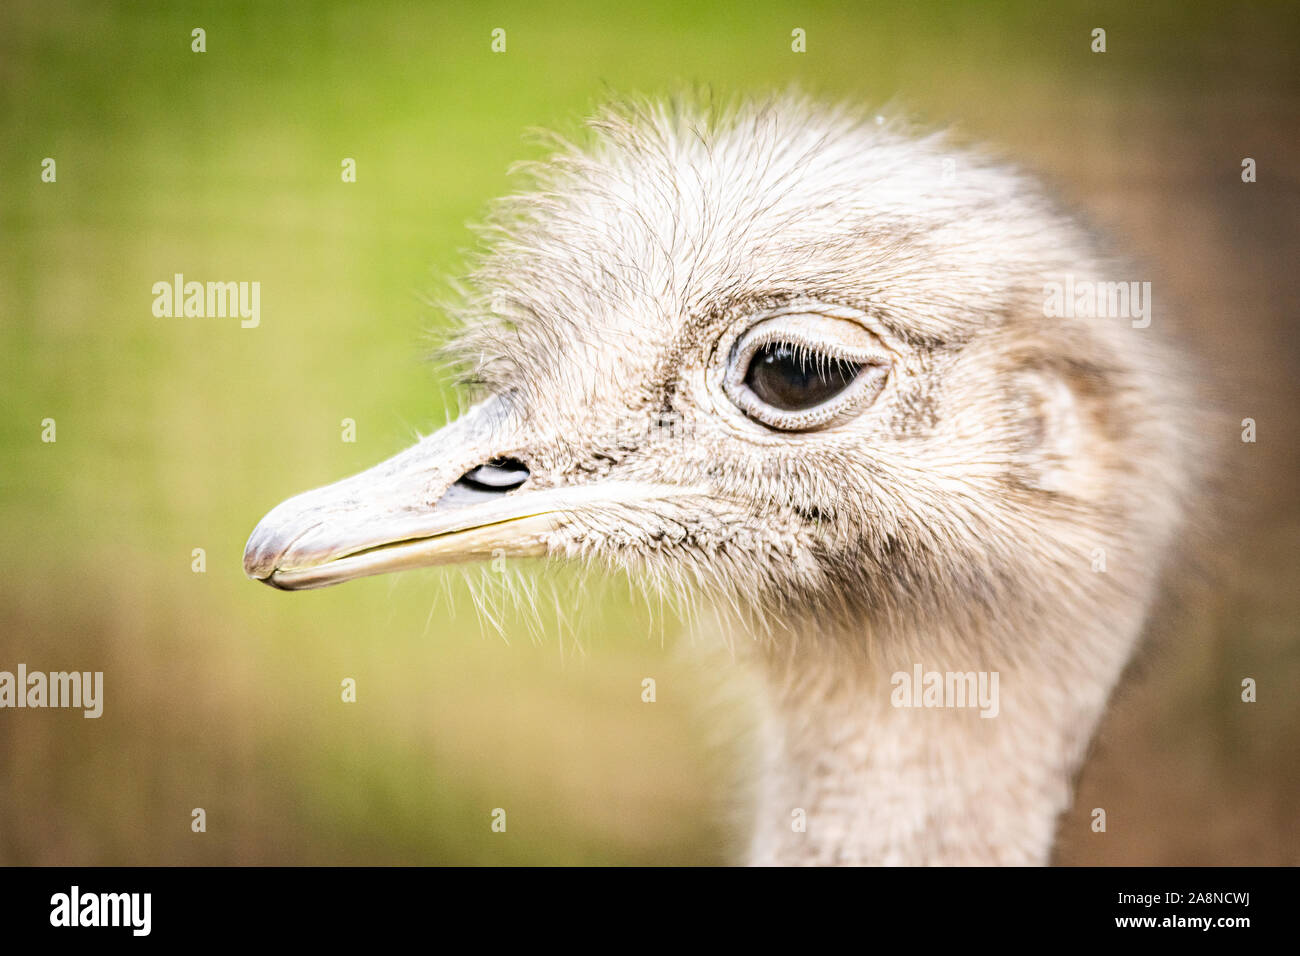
1,0 -> 1297,864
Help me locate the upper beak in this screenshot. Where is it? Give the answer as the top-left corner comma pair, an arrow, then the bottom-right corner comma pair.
243,395 -> 548,590
242,396 -> 690,591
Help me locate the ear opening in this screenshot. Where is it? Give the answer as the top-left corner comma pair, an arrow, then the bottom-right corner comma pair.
1011,368 -> 1085,495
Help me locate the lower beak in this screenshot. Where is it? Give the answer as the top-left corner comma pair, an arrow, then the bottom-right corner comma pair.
245,496 -> 560,592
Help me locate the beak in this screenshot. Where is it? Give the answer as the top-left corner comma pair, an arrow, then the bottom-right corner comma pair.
242,396 -> 689,591
243,396 -> 541,590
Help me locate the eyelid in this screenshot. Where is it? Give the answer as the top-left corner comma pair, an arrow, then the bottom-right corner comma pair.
731,311 -> 890,364
732,325 -> 885,369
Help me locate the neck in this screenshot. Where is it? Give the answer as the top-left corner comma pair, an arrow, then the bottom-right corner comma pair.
741,623 -> 1123,866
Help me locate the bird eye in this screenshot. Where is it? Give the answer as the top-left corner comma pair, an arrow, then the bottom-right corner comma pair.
744,343 -> 862,411
722,311 -> 892,431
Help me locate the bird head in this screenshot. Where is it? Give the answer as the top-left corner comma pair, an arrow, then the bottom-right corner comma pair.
244,95 -> 1194,640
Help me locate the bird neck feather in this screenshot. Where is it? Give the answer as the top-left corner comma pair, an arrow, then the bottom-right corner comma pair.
740,622 -> 1123,866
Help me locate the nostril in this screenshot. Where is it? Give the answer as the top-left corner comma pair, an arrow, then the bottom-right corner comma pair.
458,457 -> 529,492
432,458 -> 530,512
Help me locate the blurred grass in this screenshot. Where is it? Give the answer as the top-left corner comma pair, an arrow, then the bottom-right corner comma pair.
1,0 -> 1297,863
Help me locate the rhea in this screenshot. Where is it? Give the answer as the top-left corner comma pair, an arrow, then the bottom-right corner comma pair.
243,96 -> 1200,865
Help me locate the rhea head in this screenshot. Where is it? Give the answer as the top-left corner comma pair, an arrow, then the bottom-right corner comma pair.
243,95 -> 1192,653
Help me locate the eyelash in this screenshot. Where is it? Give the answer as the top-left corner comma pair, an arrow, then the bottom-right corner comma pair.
734,328 -> 874,370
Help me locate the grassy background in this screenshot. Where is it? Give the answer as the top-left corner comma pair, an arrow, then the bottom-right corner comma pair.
1,0 -> 1297,864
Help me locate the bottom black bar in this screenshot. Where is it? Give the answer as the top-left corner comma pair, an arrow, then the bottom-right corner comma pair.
0,866 -> 1282,942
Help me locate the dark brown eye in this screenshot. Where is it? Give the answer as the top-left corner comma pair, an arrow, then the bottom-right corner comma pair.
743,343 -> 863,411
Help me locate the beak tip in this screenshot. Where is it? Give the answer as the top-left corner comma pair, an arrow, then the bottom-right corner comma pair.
242,519 -> 285,582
